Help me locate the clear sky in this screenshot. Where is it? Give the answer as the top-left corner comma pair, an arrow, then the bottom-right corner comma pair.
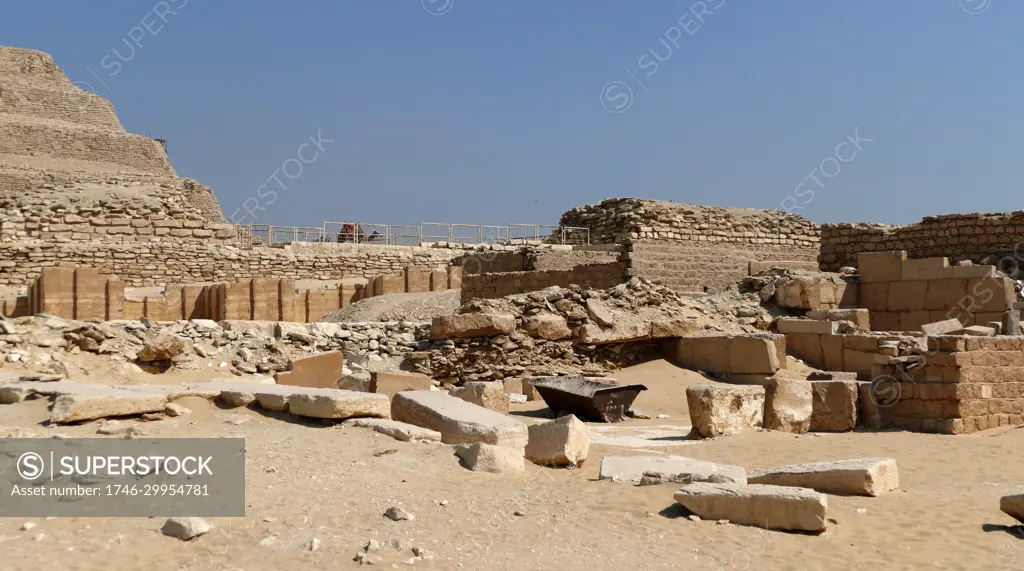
2,0 -> 1020,228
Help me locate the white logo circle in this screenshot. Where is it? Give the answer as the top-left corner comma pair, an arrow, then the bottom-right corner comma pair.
422,0 -> 454,16
960,0 -> 992,14
600,80 -> 633,114
17,452 -> 45,480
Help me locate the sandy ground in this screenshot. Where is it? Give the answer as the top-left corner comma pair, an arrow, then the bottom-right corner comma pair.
1,360 -> 1023,570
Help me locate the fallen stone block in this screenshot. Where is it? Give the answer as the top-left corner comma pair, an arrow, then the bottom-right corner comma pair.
370,371 -> 433,396
959,325 -> 997,336
765,378 -> 812,434
806,308 -> 870,331
455,443 -> 524,474
685,385 -> 765,438
391,391 -> 527,447
576,321 -> 650,344
522,314 -> 572,340
585,298 -> 615,326
274,351 -> 344,389
598,455 -> 746,484
1000,494 -> 1024,524
218,320 -> 277,337
809,380 -> 859,432
138,332 -> 187,361
348,418 -> 442,443
749,457 -> 899,496
430,313 -> 516,339
920,318 -> 964,336
449,381 -> 508,415
338,372 -> 372,392
50,388 -> 169,423
287,390 -> 390,420
525,414 -> 590,467
674,483 -> 828,532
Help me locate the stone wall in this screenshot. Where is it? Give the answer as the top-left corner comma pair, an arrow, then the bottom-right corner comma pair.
624,241 -> 821,294
819,212 -> 1024,271
560,197 -> 820,247
868,336 -> 1024,434
460,262 -> 626,302
856,251 -> 1014,332
0,241 -> 464,287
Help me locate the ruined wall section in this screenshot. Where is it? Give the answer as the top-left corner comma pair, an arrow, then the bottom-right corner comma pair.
819,212 -> 1024,270
624,240 -> 820,293
559,197 -> 820,247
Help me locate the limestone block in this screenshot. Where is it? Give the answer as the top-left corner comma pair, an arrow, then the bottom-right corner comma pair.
370,371 -> 433,396
748,457 -> 899,496
449,381 -> 508,414
765,378 -> 812,433
599,455 -> 746,484
674,483 -> 828,532
430,313 -> 516,339
525,414 -> 590,467
391,391 -> 527,447
274,351 -> 344,389
858,251 -> 905,283
286,390 -> 391,420
686,385 -> 765,438
348,418 -> 442,443
455,443 -> 525,474
809,380 -> 859,432
522,313 -> 572,340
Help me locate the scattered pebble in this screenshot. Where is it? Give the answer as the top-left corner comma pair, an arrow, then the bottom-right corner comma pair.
160,517 -> 212,541
384,507 -> 414,521
307,537 -> 320,551
20,522 -> 36,531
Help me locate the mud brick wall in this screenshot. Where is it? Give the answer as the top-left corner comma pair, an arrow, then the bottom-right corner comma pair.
0,241 -> 463,287
625,241 -> 821,294
460,262 -> 626,302
855,251 -> 1014,332
819,211 -> 1024,271
866,336 -> 1024,434
559,197 -> 820,247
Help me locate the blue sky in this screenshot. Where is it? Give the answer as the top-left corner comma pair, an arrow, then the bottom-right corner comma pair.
2,0 -> 1020,227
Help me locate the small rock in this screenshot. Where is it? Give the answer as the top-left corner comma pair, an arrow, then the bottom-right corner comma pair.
258,535 -> 278,547
165,402 -> 191,417
31,533 -> 45,542
513,510 -> 525,517
21,522 -> 36,531
626,409 -> 651,419
307,537 -> 320,551
160,517 -> 211,540
716,519 -> 729,525
856,508 -> 867,514
364,539 -> 381,552
687,515 -> 701,522
96,421 -> 133,436
402,557 -> 417,565
384,507 -> 414,521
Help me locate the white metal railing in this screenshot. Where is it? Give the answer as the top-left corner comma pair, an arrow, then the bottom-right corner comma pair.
236,222 -> 590,248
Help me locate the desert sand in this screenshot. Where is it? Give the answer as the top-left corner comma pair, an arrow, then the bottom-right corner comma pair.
2,359 -> 1022,571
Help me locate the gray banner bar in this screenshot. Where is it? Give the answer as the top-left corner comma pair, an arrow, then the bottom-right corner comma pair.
0,438 -> 245,517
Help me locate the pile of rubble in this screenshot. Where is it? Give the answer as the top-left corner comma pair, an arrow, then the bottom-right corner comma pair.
0,314 -> 429,379
0,275 -> 816,383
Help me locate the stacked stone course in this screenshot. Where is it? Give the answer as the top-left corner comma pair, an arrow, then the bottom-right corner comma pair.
820,212 -> 1024,271
560,198 -> 821,293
